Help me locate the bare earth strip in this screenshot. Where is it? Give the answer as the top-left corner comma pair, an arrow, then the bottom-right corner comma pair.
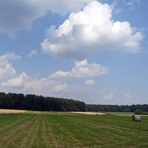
0,109 -> 26,114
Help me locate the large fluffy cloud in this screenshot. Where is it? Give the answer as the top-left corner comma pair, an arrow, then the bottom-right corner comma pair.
0,0 -> 91,34
50,59 -> 109,78
0,53 -> 20,80
41,0 -> 143,56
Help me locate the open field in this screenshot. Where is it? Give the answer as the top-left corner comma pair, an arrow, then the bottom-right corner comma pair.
0,112 -> 148,148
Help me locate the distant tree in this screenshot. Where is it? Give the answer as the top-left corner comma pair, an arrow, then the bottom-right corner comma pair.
134,109 -> 143,115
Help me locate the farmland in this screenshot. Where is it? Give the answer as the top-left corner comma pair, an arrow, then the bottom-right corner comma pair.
0,111 -> 148,148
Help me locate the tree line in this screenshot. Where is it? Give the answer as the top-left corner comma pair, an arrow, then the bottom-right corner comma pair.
0,92 -> 147,112
0,92 -> 86,111
86,104 -> 148,113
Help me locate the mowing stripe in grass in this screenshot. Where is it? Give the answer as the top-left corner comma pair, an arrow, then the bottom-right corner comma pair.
70,115 -> 148,147
47,115 -> 84,147
49,115 -> 112,147
0,115 -> 37,148
48,114 -> 148,147
0,114 -> 33,135
44,115 -> 62,148
49,115 -> 120,147
19,115 -> 41,148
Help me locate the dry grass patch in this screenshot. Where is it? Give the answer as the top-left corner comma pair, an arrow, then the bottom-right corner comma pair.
71,112 -> 105,115
0,109 -> 26,114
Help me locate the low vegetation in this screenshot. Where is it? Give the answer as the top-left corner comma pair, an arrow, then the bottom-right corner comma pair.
0,112 -> 148,148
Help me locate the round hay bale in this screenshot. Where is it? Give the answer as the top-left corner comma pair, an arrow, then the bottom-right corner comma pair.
132,115 -> 141,122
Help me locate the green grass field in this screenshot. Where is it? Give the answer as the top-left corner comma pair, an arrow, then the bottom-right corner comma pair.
0,112 -> 148,148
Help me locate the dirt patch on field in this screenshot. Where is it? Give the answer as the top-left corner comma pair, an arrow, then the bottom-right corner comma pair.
0,109 -> 26,114
71,112 -> 105,115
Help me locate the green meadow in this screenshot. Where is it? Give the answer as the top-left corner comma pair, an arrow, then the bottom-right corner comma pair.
0,112 -> 148,148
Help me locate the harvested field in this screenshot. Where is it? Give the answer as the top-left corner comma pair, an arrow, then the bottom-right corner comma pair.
0,112 -> 148,148
0,109 -> 26,114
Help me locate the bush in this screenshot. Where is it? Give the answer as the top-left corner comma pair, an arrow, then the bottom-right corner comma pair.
134,109 -> 143,115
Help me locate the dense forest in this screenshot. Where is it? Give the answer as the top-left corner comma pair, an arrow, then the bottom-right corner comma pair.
0,92 -> 86,111
0,92 -> 148,112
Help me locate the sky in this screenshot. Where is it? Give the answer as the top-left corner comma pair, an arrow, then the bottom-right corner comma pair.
0,0 -> 148,105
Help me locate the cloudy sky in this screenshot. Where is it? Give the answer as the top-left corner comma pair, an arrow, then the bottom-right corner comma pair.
0,0 -> 147,105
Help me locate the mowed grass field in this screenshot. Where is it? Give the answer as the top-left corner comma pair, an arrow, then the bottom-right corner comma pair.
0,112 -> 148,148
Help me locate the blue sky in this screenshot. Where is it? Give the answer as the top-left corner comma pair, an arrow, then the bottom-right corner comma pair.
0,0 -> 147,104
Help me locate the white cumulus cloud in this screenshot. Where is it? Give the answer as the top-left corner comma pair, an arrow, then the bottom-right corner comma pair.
0,58 -> 107,99
41,0 -> 143,56
53,83 -> 68,92
0,53 -> 20,80
1,72 -> 28,87
1,73 -> 68,96
0,54 -> 108,103
50,59 -> 109,78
